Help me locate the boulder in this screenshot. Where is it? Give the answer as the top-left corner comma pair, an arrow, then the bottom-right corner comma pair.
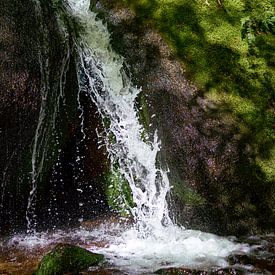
35,243 -> 104,275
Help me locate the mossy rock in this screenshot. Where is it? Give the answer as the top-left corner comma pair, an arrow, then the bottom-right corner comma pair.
35,243 -> 104,275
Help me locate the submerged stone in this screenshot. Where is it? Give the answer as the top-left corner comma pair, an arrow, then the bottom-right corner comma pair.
155,267 -> 245,275
35,243 -> 104,275
228,253 -> 275,273
155,268 -> 208,275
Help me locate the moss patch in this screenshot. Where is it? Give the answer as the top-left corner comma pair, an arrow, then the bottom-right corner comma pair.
35,243 -> 104,275
172,182 -> 206,206
104,167 -> 135,215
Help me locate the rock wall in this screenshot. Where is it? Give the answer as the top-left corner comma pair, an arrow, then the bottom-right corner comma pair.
0,0 -> 108,234
92,0 -> 274,235
0,0 -> 42,233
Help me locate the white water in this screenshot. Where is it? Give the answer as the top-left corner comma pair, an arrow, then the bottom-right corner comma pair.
5,222 -> 250,273
63,0 -> 249,272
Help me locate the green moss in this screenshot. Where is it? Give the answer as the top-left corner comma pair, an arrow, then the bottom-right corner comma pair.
104,167 -> 135,215
138,93 -> 151,132
257,146 -> 275,181
101,118 -> 134,215
35,244 -> 104,275
172,182 -> 206,206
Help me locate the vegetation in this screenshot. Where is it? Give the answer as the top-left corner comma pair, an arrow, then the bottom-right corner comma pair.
104,167 -> 135,215
35,243 -> 104,275
119,0 -> 275,182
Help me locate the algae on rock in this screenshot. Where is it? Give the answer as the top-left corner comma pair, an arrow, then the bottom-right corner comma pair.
104,167 -> 135,216
35,243 -> 104,275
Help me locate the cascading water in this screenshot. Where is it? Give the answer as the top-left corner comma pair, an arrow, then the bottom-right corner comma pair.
72,3 -> 172,236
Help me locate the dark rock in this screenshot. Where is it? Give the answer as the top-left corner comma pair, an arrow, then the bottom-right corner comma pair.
35,243 -> 104,275
228,253 -> 275,273
155,267 -> 245,275
155,267 -> 208,274
0,0 -> 42,234
212,268 -> 245,275
0,0 -> 109,234
227,235 -> 275,273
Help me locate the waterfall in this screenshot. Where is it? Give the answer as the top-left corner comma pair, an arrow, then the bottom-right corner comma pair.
5,1 -> 248,274
68,0 -> 172,235
64,1 -> 247,271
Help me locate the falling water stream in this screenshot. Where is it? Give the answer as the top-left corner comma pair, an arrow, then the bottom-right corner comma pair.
74,1 -> 172,235
1,0 -> 253,274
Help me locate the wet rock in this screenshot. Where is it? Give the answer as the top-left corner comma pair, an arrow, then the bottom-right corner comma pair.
228,253 -> 275,273
155,267 -> 208,274
81,267 -> 127,274
35,243 -> 104,275
0,0 -> 109,234
227,234 -> 275,273
0,0 -> 42,234
155,267 -> 245,275
213,268 -> 245,275
91,0 -> 274,236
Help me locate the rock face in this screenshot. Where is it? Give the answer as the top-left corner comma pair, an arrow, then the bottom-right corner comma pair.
91,1 -> 274,235
35,243 -> 104,275
0,0 -> 42,234
0,0 -> 108,234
